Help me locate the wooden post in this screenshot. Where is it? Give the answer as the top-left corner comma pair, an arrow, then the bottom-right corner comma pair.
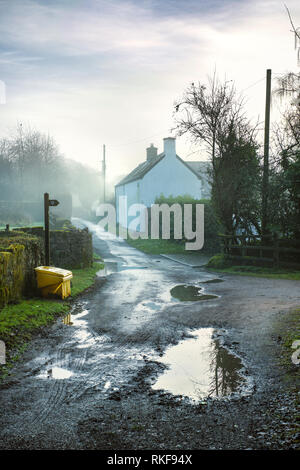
44,192 -> 50,266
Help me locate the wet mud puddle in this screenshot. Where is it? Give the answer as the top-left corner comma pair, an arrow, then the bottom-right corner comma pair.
97,261 -> 148,276
38,367 -> 74,380
152,328 -> 252,402
170,284 -> 219,301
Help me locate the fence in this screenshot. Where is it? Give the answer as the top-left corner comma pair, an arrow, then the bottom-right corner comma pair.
219,234 -> 300,268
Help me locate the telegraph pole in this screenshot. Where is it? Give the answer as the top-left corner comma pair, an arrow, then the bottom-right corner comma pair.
261,69 -> 272,238
102,144 -> 106,203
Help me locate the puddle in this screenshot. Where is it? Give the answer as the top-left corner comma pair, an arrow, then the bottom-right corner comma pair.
62,313 -> 73,325
62,308 -> 89,327
152,328 -> 249,402
39,367 -> 74,380
62,308 -> 110,348
170,285 -> 218,301
104,380 -> 111,390
97,261 -> 148,276
139,301 -> 161,311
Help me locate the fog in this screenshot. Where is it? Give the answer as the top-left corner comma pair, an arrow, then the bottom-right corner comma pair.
0,124 -> 110,225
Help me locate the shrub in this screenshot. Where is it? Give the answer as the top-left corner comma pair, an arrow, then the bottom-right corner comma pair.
206,254 -> 231,268
153,195 -> 222,253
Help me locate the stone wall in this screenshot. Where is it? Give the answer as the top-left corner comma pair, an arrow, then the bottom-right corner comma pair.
16,226 -> 93,270
0,232 -> 44,307
0,225 -> 93,307
50,227 -> 93,269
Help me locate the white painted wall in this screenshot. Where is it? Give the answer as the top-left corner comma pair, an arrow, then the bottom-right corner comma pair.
116,137 -> 208,225
115,179 -> 141,223
140,155 -> 201,207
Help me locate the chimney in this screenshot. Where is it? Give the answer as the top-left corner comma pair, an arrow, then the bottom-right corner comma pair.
146,143 -> 158,161
163,137 -> 176,158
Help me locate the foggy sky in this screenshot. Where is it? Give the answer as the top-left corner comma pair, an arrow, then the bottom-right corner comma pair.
0,0 -> 299,184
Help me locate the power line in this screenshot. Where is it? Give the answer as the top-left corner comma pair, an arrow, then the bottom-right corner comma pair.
241,76 -> 266,93
108,128 -> 171,148
108,74 -> 286,152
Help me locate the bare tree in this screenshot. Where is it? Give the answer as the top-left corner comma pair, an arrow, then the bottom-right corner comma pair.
174,74 -> 260,235
275,6 -> 300,98
285,4 -> 300,64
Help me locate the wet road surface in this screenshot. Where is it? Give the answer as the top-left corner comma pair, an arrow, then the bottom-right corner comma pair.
0,218 -> 299,449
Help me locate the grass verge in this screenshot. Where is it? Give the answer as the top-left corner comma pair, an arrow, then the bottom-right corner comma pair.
71,262 -> 104,296
206,254 -> 300,280
272,307 -> 300,445
274,307 -> 300,376
93,252 -> 103,261
207,265 -> 300,281
0,262 -> 103,379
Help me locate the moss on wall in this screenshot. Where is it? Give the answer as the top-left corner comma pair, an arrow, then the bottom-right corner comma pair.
16,226 -> 93,270
0,233 -> 44,308
0,226 -> 93,308
0,244 -> 25,307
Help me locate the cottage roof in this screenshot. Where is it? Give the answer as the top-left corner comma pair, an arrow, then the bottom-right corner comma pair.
185,161 -> 211,179
115,152 -> 164,186
115,153 -> 210,187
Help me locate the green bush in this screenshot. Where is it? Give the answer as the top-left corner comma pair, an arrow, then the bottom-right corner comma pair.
153,195 -> 222,254
206,254 -> 231,268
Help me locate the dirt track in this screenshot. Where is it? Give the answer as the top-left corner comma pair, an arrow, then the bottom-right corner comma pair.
0,219 -> 299,450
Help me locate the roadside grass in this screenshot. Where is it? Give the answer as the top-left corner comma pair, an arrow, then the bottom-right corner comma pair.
206,266 -> 300,281
206,265 -> 300,281
274,307 -> 300,374
71,262 -> 104,297
0,262 -> 103,380
206,256 -> 300,280
126,237 -> 189,255
272,307 -> 300,443
93,251 -> 103,261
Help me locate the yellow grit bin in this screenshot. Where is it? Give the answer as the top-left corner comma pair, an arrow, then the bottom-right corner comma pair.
35,266 -> 73,299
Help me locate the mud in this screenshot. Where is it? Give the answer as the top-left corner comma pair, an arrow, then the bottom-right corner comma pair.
0,218 -> 299,450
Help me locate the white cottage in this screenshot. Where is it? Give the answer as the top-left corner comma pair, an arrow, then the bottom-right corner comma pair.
115,137 -> 211,223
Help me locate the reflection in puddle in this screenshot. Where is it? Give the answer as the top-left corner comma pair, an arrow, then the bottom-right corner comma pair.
63,313 -> 73,325
97,261 -> 148,277
139,301 -> 161,311
63,309 -> 89,326
170,285 -> 218,301
104,380 -> 111,390
152,328 -> 248,401
39,367 -> 74,380
62,308 -> 109,349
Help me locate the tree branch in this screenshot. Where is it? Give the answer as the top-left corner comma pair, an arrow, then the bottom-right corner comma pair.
285,4 -> 300,42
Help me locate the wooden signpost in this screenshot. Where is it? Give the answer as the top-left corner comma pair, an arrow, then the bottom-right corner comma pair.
44,193 -> 59,266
